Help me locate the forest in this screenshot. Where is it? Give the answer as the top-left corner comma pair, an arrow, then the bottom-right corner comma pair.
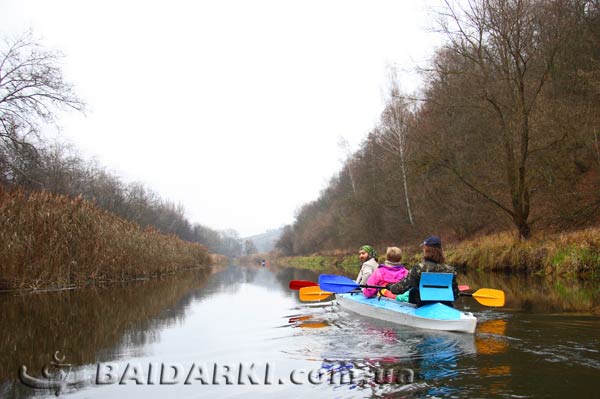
277,0 -> 600,257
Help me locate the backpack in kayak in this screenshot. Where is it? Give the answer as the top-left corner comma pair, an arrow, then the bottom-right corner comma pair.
419,272 -> 454,302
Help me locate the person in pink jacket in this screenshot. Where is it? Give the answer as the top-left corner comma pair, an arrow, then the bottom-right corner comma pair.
362,246 -> 409,298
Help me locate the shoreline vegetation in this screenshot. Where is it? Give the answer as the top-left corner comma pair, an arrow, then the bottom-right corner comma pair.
447,229 -> 600,276
273,230 -> 600,313
0,187 -> 222,292
276,228 -> 600,278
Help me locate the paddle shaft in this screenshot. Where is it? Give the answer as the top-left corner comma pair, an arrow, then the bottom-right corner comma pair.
358,284 -> 387,290
361,283 -> 469,292
317,274 -> 503,306
319,274 -> 390,294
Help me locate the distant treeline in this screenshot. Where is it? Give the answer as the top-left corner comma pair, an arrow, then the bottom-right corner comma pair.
277,0 -> 600,256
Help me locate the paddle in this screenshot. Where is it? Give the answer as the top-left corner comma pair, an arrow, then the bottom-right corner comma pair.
318,274 -> 386,293
460,289 -> 505,307
318,274 -> 504,307
289,280 -> 318,290
308,275 -> 468,292
298,286 -> 334,301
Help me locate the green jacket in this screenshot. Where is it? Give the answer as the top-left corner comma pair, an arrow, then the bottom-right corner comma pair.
389,259 -> 459,298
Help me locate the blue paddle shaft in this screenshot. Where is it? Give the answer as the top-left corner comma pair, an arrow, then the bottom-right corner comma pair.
318,274 -> 386,293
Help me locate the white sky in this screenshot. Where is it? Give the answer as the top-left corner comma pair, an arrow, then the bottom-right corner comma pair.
0,0 -> 446,237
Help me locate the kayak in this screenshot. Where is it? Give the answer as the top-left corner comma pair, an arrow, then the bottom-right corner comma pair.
335,293 -> 477,334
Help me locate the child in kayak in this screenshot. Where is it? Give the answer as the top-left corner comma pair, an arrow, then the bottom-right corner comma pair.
355,245 -> 379,285
388,236 -> 459,306
362,247 -> 409,298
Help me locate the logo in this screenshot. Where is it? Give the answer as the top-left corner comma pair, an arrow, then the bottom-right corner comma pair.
19,353 -> 414,396
19,351 -> 88,396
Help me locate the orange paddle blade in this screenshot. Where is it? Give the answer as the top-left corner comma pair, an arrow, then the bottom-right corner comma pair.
299,286 -> 333,302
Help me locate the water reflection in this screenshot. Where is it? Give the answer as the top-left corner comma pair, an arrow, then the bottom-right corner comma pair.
275,266 -> 600,398
475,319 -> 509,356
1,264 -> 599,399
462,270 -> 600,312
277,293 -> 479,397
0,266 -> 216,398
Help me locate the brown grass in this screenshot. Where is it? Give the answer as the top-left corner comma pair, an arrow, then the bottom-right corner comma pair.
446,228 -> 600,276
0,187 -> 210,290
274,227 -> 600,277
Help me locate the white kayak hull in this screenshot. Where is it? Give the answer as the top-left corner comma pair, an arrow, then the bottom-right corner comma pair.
335,293 -> 477,334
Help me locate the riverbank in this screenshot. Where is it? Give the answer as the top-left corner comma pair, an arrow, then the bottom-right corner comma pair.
275,254 -> 360,275
0,188 -> 216,291
275,228 -> 600,278
274,241 -> 600,313
447,228 -> 600,276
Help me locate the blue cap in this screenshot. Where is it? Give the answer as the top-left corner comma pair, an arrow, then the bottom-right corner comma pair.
422,235 -> 442,248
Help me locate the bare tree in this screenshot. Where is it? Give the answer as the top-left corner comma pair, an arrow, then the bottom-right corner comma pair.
376,76 -> 415,227
425,0 -> 578,238
275,225 -> 295,255
337,137 -> 357,194
0,31 -> 85,184
243,239 -> 257,256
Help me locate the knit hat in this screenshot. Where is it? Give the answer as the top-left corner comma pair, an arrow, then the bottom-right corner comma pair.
359,245 -> 377,258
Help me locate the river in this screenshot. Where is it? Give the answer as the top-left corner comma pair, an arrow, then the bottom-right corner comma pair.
1,263 -> 599,398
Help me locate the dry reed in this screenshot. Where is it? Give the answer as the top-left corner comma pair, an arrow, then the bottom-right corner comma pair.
446,228 -> 600,276
0,187 -> 210,290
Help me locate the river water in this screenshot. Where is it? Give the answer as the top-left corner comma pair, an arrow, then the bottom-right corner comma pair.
1,263 -> 599,398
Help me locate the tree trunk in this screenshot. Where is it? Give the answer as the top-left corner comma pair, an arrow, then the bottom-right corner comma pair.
399,145 -> 414,226
516,217 -> 531,239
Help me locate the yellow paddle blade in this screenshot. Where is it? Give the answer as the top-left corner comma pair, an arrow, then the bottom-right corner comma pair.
472,288 -> 505,307
299,286 -> 333,302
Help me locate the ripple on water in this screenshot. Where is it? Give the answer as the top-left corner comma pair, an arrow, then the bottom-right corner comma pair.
504,313 -> 600,370
280,300 -> 479,363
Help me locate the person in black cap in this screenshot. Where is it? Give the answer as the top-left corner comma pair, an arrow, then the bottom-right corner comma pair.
387,235 -> 459,306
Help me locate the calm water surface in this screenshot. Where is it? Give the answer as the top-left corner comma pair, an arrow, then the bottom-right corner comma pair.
1,264 -> 599,398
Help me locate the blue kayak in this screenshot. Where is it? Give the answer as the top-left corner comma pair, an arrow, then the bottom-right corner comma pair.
335,293 -> 477,334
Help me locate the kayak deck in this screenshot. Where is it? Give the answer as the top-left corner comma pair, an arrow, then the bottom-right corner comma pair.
335,293 -> 477,334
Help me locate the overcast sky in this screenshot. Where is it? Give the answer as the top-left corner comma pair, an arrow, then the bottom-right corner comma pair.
1,0 -> 446,237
